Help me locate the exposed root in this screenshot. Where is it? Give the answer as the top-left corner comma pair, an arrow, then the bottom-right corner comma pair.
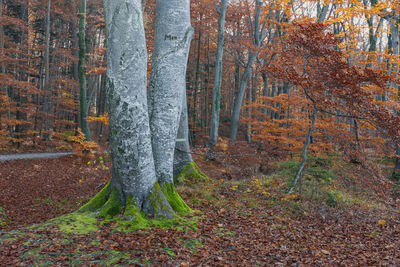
174,162 -> 208,184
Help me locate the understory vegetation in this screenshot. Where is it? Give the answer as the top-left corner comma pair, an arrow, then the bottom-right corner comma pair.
0,147 -> 399,265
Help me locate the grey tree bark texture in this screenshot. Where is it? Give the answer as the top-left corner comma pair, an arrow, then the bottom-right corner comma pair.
389,10 -> 400,178
148,0 -> 193,185
79,0 -> 192,219
43,0 -> 51,141
209,0 -> 228,150
78,0 -> 91,141
105,0 -> 160,213
174,90 -> 193,177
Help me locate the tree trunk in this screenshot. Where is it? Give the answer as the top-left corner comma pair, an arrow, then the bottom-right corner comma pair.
229,0 -> 262,142
148,0 -> 193,185
174,89 -> 193,176
191,26 -> 202,146
80,0 -> 193,220
209,0 -> 228,150
229,53 -> 256,141
79,0 -> 91,141
43,0 -> 51,141
287,106 -> 317,194
81,0 -> 172,218
390,10 -> 400,179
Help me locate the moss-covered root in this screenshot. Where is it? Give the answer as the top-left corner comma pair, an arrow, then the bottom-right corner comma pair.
77,181 -> 189,221
174,161 -> 208,184
143,182 -> 175,219
161,182 -> 191,214
78,181 -> 122,218
78,181 -> 111,213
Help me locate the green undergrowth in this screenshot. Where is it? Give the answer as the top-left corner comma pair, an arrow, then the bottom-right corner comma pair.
0,206 -> 9,227
216,153 -> 392,217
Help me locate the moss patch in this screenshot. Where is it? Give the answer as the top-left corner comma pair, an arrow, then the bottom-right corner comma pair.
32,213 -> 99,235
20,180 -> 195,236
174,161 -> 208,184
79,181 -> 111,213
98,186 -> 123,218
0,206 -> 8,227
161,182 -> 191,214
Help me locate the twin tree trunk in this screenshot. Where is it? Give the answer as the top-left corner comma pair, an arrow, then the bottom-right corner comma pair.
80,0 -> 193,219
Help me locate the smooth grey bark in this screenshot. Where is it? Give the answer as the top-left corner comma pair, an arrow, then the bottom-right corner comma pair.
0,0 -> 10,123
317,3 -> 329,22
173,90 -> 193,176
148,0 -> 193,185
230,53 -> 256,141
389,10 -> 400,177
229,0 -> 262,142
79,0 -> 91,141
191,27 -> 202,145
43,0 -> 51,141
0,0 -> 5,75
105,0 -> 159,211
209,0 -> 228,149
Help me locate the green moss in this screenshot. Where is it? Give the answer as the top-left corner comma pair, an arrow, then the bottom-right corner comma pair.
38,213 -> 99,234
0,206 -> 8,227
147,182 -> 174,218
79,181 -> 111,212
161,182 -> 191,214
120,195 -> 148,228
20,247 -> 43,259
20,181 -> 194,236
98,187 -> 123,218
174,162 -> 208,184
0,231 -> 27,244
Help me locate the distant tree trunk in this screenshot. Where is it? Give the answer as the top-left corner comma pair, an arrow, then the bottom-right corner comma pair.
78,0 -> 91,141
208,0 -> 228,150
0,0 -> 4,74
262,72 -> 269,118
287,106 -> 317,194
43,0 -> 52,141
390,10 -> 400,179
15,3 -> 28,144
191,23 -> 202,146
229,0 -> 262,142
148,0 -> 193,185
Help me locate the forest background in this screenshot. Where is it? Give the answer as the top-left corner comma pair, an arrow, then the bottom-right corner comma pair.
1,0 -> 400,265
2,0 -> 400,172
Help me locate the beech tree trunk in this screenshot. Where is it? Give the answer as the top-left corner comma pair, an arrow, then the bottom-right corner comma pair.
209,0 -> 228,150
174,90 -> 193,176
148,0 -> 193,185
43,0 -> 51,141
79,0 -> 192,219
229,0 -> 262,142
78,0 -> 91,141
390,10 -> 400,178
103,0 -> 162,214
287,106 -> 317,194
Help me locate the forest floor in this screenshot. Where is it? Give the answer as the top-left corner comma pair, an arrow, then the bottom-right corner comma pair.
0,144 -> 399,266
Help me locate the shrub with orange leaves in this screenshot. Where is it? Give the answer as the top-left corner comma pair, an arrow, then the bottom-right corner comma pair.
69,128 -> 99,155
86,113 -> 109,125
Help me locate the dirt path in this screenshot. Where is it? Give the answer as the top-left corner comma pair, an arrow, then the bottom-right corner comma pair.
0,152 -> 73,162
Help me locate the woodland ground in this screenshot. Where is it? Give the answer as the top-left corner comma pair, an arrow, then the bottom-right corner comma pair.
0,143 -> 399,266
